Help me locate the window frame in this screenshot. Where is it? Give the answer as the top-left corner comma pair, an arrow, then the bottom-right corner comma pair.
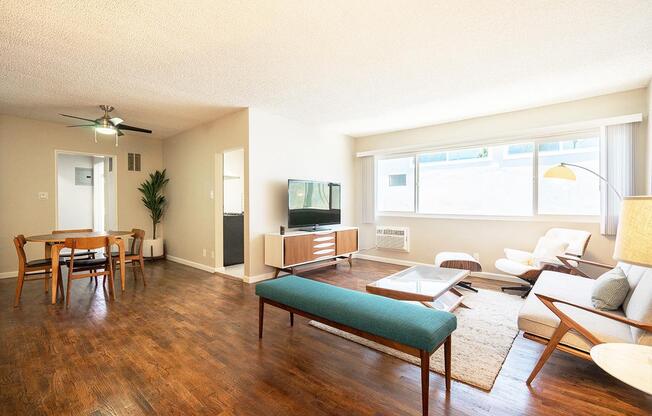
375,132 -> 601,222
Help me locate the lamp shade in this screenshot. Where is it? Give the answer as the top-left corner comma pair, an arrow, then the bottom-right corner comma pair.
613,196 -> 652,267
543,164 -> 576,181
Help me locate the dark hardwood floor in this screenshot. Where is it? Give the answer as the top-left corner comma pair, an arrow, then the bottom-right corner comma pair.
1,259 -> 650,415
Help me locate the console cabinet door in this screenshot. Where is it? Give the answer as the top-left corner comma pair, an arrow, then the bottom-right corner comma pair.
284,235 -> 315,266
336,229 -> 358,255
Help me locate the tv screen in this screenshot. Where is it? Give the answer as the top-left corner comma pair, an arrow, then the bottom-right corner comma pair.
288,180 -> 341,229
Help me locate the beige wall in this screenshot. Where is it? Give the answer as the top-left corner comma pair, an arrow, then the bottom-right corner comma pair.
354,88 -> 650,273
648,80 -> 652,193
246,109 -> 354,279
162,109 -> 248,269
0,114 -> 163,274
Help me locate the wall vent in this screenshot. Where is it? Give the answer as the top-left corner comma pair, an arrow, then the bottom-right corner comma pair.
128,153 -> 141,171
375,226 -> 409,252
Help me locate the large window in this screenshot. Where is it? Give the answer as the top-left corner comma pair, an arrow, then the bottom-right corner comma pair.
537,138 -> 600,215
418,144 -> 533,216
376,135 -> 601,217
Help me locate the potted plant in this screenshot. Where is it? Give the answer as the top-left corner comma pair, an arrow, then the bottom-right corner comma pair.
139,169 -> 169,258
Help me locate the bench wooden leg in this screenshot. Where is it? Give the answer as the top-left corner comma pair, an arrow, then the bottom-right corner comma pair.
259,298 -> 264,339
290,312 -> 294,327
444,336 -> 451,391
420,349 -> 429,416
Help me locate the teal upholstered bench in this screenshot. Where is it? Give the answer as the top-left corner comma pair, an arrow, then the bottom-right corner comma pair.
256,275 -> 457,416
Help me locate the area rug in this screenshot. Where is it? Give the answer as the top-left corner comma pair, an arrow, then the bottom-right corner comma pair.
309,288 -> 523,391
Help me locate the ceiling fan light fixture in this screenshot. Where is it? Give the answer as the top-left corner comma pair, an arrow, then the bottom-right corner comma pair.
95,126 -> 117,135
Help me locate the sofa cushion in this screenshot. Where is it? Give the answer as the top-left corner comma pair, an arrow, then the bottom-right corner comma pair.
619,262 -> 652,311
519,271 -> 633,352
620,267 -> 652,345
255,275 -> 457,352
591,267 -> 629,310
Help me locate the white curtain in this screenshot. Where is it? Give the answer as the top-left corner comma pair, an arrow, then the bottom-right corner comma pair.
600,123 -> 636,235
360,156 -> 375,223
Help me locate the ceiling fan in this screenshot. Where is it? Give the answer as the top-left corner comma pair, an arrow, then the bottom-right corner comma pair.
60,105 -> 152,146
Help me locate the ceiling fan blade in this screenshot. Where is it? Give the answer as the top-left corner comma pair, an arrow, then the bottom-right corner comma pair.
117,124 -> 152,134
110,117 -> 124,125
67,124 -> 96,128
60,113 -> 96,123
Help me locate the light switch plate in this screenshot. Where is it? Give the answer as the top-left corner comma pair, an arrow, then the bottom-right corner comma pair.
38,192 -> 48,200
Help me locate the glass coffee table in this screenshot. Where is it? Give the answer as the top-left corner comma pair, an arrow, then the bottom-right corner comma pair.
366,265 -> 470,311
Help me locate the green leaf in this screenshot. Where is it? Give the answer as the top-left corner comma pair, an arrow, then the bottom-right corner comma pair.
139,170 -> 169,236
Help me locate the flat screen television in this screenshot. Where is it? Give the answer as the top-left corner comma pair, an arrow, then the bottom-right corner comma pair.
288,179 -> 341,230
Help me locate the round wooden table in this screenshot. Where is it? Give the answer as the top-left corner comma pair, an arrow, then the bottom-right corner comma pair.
590,343 -> 652,395
25,231 -> 134,304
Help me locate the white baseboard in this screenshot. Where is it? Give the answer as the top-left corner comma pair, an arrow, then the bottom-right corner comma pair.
353,253 -> 523,284
167,255 -> 217,273
244,271 -> 278,284
0,271 -> 17,279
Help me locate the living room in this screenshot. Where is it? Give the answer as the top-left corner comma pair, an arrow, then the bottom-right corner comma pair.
1,2 -> 651,415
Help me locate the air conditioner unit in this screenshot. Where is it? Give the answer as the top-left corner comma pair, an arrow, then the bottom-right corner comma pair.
375,226 -> 409,252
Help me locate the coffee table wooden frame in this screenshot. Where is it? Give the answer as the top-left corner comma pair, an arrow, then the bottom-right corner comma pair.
366,266 -> 470,311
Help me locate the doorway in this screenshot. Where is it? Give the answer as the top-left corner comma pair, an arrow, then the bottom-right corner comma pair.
56,151 -> 117,232
222,148 -> 244,277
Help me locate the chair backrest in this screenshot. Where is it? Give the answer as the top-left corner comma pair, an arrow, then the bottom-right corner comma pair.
618,262 -> 652,346
64,236 -> 112,251
53,228 -> 93,234
544,228 -> 591,257
65,237 -> 112,278
130,229 -> 145,256
13,235 -> 27,266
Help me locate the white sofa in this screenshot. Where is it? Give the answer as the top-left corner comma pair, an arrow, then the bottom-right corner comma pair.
519,261 -> 652,354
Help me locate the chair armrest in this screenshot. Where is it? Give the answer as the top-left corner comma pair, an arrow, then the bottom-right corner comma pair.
504,248 -> 534,264
535,293 -> 652,332
556,255 -> 615,278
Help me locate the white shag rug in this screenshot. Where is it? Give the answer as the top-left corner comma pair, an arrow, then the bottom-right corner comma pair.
309,288 -> 523,391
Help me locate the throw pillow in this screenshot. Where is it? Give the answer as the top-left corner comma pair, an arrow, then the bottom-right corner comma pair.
591,267 -> 630,310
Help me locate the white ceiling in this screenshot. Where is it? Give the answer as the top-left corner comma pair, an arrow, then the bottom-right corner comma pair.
1,1 -> 651,139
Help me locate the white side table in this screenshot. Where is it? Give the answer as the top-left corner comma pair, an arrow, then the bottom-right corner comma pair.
590,343 -> 652,395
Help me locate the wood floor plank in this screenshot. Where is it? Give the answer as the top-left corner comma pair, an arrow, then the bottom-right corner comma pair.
0,259 -> 650,415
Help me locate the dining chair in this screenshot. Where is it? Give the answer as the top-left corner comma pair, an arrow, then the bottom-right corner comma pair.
64,237 -> 115,307
110,229 -> 146,286
13,235 -> 64,307
52,229 -> 96,260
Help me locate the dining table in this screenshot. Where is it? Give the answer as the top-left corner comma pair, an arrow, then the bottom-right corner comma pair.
25,230 -> 134,304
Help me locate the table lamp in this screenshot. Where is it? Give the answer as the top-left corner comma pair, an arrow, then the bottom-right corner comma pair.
613,196 -> 652,267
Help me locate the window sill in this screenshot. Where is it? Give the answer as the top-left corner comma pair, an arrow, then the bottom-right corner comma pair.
376,211 -> 600,223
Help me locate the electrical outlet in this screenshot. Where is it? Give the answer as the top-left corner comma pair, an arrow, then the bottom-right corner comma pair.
202,248 -> 207,257
38,192 -> 48,200
473,252 -> 480,261
209,190 -> 214,200
210,251 -> 214,259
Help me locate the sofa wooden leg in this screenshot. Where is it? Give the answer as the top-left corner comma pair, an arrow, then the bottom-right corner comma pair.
526,322 -> 569,384
420,349 -> 429,416
289,312 -> 294,327
444,336 -> 451,391
259,298 -> 264,339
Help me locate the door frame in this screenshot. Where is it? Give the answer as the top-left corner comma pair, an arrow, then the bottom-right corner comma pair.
215,147 -> 245,272
54,149 -> 119,230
